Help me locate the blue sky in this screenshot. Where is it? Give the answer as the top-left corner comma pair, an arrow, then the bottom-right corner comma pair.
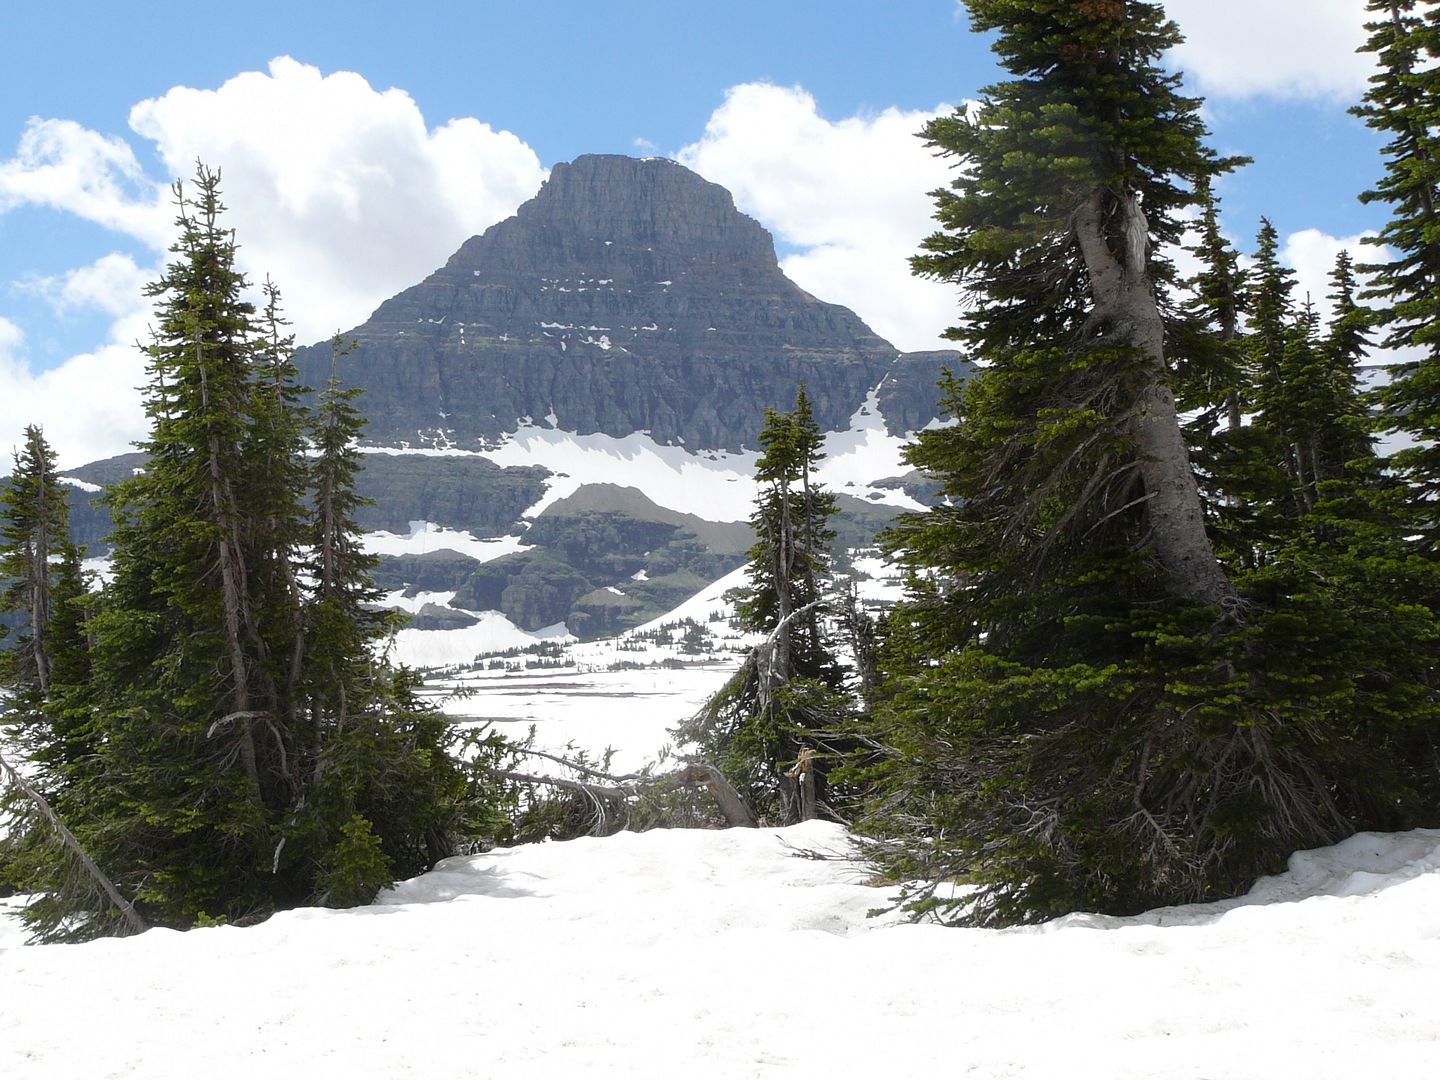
0,1 -> 1389,465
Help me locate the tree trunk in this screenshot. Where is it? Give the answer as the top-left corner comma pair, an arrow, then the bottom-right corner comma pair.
198,350 -> 261,790
1073,190 -> 1235,609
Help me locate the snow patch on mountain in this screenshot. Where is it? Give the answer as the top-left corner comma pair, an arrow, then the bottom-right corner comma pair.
361,521 -> 528,562
816,389 -> 923,510
479,424 -> 758,522
387,613 -> 571,671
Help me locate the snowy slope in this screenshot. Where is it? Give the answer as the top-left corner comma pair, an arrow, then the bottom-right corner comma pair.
2,821 -> 1438,1078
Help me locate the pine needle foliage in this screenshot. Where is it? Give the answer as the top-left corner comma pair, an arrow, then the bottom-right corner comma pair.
679,388 -> 857,823
861,1 -> 1440,925
0,166 -> 493,938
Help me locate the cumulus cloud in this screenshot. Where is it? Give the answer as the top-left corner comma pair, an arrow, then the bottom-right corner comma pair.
1281,227 -> 1377,326
0,57 -> 546,466
128,57 -> 546,341
24,253 -> 155,318
0,119 -> 168,244
0,315 -> 150,470
1164,0 -> 1373,101
678,83 -> 961,353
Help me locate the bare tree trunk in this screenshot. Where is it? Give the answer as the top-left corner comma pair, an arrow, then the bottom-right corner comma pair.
786,747 -> 817,822
1073,189 -> 1235,609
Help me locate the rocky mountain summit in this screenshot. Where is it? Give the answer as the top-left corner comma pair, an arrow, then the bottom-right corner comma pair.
48,155 -> 967,653
292,154 -> 959,451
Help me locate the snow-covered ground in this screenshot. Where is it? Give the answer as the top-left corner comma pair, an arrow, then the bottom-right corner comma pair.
2,821 -> 1438,1078
417,567 -> 755,771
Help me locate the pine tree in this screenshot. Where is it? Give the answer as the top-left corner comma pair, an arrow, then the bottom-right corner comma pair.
297,335 -> 471,900
909,0 -> 1236,612
862,1 -> 1432,925
246,280 -> 311,729
71,166 -> 287,923
735,386 -> 837,684
0,427 -> 129,938
1,426 -> 72,698
1354,1 -> 1440,543
681,388 -> 848,823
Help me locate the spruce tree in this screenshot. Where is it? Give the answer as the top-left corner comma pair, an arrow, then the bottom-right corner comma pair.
681,388 -> 848,823
0,427 -> 128,938
74,166 -> 286,922
863,1 -> 1434,925
1,426 -> 72,698
3,167 -> 500,935
1354,0 -> 1440,542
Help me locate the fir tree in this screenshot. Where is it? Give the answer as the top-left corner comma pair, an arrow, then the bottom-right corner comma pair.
681,388 -> 848,823
1354,0 -> 1440,544
1,426 -> 73,698
11,166 -> 484,933
862,1 -> 1433,925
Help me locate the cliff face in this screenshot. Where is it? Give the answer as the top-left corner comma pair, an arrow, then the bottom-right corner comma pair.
292,154 -> 959,451
49,156 -> 971,646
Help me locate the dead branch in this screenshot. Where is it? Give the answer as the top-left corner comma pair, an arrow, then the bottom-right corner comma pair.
0,748 -> 147,935
485,759 -> 756,829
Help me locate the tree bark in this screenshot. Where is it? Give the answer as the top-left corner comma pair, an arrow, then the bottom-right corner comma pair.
1073,189 -> 1236,609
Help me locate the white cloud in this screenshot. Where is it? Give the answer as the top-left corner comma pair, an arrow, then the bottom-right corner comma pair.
678,83 -> 961,353
0,316 -> 150,471
0,119 -> 168,244
26,253 -> 155,318
0,57 -> 546,467
1164,0 -> 1373,101
127,57 -> 546,341
1281,227 -> 1377,326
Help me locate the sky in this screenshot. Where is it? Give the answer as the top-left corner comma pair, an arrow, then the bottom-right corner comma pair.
0,0 -> 1391,467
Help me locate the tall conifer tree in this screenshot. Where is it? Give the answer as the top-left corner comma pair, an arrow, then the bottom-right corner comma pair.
1354,0 -> 1440,542
683,388 -> 846,822
864,0 -> 1433,925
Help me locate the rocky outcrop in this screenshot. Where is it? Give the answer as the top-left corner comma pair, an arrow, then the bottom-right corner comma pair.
292,154 -> 961,451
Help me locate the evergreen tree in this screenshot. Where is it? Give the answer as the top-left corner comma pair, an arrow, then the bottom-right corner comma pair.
1354,0 -> 1440,544
863,1 -> 1434,925
1,426 -> 74,699
3,166 -> 488,935
1175,179 -> 1249,431
680,388 -> 848,823
0,429 -> 94,779
246,280 -> 311,728
735,386 -> 837,683
73,166 -> 287,923
0,427 -> 127,937
297,335 -> 470,897
1173,186 -> 1272,568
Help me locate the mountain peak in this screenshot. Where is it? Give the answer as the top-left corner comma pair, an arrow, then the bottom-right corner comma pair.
520,155 -> 772,258
293,154 -> 955,451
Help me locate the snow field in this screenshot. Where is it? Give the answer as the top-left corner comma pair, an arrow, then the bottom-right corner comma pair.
2,822 -> 1438,1078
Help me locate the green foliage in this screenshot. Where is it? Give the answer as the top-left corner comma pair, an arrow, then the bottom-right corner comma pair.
735,387 -> 839,682
681,387 -> 857,824
861,0 -> 1440,926
1354,1 -> 1440,545
317,814 -> 393,909
0,166 -> 509,940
